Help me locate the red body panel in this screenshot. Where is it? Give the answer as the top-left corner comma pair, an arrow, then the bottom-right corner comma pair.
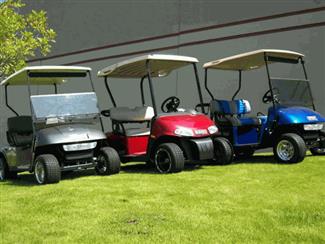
152,113 -> 216,138
106,113 -> 217,157
106,132 -> 149,156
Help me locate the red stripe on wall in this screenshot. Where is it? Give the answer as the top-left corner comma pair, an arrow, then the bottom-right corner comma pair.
28,6 -> 325,63
63,21 -> 325,65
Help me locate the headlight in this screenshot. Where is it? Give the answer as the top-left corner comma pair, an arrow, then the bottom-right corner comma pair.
63,142 -> 97,151
208,125 -> 219,134
303,124 -> 323,131
174,127 -> 194,137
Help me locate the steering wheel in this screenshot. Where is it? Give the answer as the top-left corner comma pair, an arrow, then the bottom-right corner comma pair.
161,96 -> 180,113
262,88 -> 280,104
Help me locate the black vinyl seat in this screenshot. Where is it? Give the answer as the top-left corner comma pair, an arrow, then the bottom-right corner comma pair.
7,116 -> 33,146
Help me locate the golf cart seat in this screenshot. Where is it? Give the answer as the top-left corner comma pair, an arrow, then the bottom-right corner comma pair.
210,99 -> 261,127
110,106 -> 154,137
110,106 -> 154,122
7,116 -> 33,146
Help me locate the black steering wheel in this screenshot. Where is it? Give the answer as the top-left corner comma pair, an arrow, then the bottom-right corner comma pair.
262,88 -> 280,104
161,96 -> 180,113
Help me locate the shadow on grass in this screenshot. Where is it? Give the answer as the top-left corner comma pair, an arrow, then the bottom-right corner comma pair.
121,162 -> 202,174
3,154 -> 310,186
232,153 -> 315,165
2,169 -> 98,186
1,162 -> 203,186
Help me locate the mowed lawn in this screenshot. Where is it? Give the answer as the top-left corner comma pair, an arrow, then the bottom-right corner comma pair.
0,154 -> 325,243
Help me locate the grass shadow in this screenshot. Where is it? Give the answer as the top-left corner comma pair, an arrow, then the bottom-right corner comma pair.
2,169 -> 98,186
121,162 -> 202,174
1,162 -> 203,186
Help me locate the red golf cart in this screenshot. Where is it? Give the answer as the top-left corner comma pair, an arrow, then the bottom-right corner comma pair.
97,54 -> 233,173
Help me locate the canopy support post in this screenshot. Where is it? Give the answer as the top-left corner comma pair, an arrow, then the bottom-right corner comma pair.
264,53 -> 276,109
104,77 -> 117,107
140,75 -> 147,106
204,68 -> 214,100
232,70 -> 242,100
146,60 -> 158,116
300,57 -> 316,110
5,85 -> 19,116
193,63 -> 205,114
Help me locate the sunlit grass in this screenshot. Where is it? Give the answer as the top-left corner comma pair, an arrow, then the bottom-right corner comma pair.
1,154 -> 325,243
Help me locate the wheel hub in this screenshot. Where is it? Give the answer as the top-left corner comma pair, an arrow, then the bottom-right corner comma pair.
277,140 -> 294,161
0,161 -> 5,180
97,155 -> 107,173
155,148 -> 172,173
35,161 -> 45,184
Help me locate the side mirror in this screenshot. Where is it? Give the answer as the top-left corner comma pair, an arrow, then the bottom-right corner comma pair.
101,109 -> 110,117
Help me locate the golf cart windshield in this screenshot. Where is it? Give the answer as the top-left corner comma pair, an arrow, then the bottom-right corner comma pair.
271,78 -> 313,107
31,92 -> 100,123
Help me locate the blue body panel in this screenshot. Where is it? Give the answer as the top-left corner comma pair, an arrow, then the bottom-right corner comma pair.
233,126 -> 259,146
275,106 -> 325,125
232,106 -> 325,147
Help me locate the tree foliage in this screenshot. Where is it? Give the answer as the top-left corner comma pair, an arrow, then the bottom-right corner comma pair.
0,0 -> 56,78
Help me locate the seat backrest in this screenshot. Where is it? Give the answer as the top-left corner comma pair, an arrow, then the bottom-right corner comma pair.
8,116 -> 33,133
210,99 -> 251,115
110,106 -> 154,122
7,116 -> 33,147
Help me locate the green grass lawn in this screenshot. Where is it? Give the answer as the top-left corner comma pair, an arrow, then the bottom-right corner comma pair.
1,154 -> 325,243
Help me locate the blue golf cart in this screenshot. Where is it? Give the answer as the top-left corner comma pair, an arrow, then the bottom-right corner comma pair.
201,49 -> 325,163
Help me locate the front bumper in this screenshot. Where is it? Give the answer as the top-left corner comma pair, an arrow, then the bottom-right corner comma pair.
181,137 -> 214,161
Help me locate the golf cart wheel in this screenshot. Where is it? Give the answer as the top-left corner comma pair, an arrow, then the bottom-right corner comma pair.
310,147 -> 325,156
273,133 -> 306,163
235,147 -> 255,159
34,154 -> 61,184
0,157 -> 17,181
95,147 -> 121,175
213,137 -> 234,165
154,143 -> 184,173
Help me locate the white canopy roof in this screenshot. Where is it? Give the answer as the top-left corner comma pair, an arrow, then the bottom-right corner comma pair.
97,54 -> 199,78
203,49 -> 304,71
1,66 -> 91,86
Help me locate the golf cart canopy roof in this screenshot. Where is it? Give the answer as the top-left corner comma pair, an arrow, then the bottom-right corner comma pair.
97,54 -> 199,78
0,66 -> 91,86
203,49 -> 304,71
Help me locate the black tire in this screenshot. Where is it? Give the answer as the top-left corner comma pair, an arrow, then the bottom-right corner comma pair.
0,157 -> 17,181
310,147 -> 325,156
34,154 -> 61,184
273,133 -> 306,163
213,137 -> 234,165
154,143 -> 184,173
95,147 -> 121,175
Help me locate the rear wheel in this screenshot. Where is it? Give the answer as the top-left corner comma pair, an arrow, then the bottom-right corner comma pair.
154,143 -> 184,173
0,157 -> 17,181
34,154 -> 61,184
95,147 -> 121,175
213,137 -> 234,165
310,147 -> 325,155
273,133 -> 306,163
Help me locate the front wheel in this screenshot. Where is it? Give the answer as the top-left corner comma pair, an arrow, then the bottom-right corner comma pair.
273,133 -> 306,163
95,147 -> 121,175
34,154 -> 61,184
154,143 -> 185,173
213,137 -> 234,165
